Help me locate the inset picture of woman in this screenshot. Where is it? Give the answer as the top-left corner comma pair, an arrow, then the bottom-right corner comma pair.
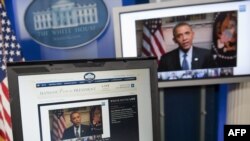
213,11 -> 237,67
89,106 -> 103,135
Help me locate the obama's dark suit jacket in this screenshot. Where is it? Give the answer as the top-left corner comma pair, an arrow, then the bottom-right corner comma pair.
158,47 -> 216,71
62,124 -> 91,140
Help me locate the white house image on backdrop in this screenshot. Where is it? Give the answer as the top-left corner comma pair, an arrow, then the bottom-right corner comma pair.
33,0 -> 98,30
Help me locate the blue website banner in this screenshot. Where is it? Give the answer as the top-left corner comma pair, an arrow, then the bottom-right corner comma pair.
36,77 -> 136,88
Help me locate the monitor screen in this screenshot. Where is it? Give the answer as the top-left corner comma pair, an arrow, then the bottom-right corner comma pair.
7,58 -> 160,141
113,0 -> 250,87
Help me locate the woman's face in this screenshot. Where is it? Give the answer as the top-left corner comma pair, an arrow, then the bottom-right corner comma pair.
93,109 -> 101,123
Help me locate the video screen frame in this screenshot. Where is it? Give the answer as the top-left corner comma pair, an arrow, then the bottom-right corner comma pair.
113,0 -> 250,87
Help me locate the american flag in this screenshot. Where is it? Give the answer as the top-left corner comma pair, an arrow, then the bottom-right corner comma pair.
0,2 -> 25,141
51,110 -> 66,141
142,18 -> 167,61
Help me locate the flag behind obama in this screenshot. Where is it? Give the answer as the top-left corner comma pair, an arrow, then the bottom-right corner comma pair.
51,110 -> 66,141
0,2 -> 25,141
142,18 -> 167,61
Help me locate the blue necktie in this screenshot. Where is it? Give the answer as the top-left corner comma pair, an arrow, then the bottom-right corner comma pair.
182,53 -> 189,70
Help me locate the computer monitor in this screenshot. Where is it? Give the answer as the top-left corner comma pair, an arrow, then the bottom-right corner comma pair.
113,0 -> 250,88
7,58 -> 160,141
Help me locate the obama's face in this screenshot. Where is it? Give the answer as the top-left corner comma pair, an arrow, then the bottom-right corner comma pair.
70,112 -> 81,126
173,24 -> 194,52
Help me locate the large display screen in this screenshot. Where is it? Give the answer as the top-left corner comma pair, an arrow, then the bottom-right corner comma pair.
113,0 -> 250,87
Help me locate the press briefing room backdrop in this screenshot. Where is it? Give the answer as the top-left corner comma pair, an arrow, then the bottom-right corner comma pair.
3,0 -> 250,141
